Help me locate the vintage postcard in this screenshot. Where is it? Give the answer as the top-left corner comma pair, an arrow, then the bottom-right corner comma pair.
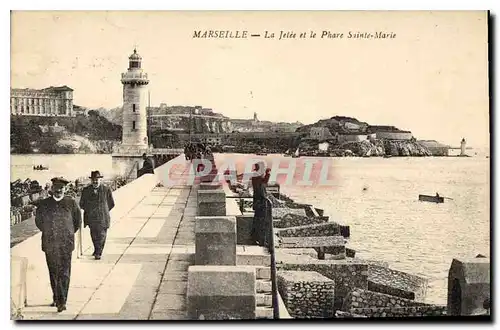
10,10 -> 490,321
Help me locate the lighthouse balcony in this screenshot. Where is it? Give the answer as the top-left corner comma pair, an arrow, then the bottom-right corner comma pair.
121,72 -> 149,84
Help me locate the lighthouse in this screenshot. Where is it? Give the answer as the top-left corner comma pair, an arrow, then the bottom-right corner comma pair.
460,138 -> 466,156
121,48 -> 149,149
112,48 -> 151,179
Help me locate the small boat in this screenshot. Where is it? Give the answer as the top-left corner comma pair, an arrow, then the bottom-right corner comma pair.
418,194 -> 444,203
383,154 -> 392,158
33,165 -> 49,171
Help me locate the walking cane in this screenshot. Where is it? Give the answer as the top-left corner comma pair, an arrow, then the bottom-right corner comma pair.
78,215 -> 83,259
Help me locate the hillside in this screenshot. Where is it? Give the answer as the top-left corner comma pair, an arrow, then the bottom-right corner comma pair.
293,115 -> 435,157
296,116 -> 370,134
10,110 -> 122,154
96,106 -> 123,125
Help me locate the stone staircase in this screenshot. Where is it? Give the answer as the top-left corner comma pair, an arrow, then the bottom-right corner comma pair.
256,267 -> 274,319
236,246 -> 274,319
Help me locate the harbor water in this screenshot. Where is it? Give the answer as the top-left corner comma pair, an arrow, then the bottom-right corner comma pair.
11,152 -> 490,305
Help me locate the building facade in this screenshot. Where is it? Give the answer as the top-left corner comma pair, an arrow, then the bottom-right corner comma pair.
10,86 -> 74,116
338,133 -> 369,143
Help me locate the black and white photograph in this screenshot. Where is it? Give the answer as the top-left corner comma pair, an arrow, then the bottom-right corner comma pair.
8,10 -> 491,321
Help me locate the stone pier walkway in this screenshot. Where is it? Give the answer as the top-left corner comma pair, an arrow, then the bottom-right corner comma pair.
13,183 -> 198,320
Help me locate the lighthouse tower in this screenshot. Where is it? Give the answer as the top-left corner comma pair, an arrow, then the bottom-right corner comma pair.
121,48 -> 149,149
460,138 -> 467,156
112,48 -> 151,179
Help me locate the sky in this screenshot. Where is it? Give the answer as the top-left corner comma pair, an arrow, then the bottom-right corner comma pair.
10,11 -> 489,147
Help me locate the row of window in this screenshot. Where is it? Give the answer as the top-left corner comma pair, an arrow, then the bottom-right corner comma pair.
11,98 -> 71,105
11,99 -> 66,105
11,105 -> 68,115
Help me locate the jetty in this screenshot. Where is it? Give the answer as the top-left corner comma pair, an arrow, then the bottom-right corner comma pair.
10,154 -> 490,320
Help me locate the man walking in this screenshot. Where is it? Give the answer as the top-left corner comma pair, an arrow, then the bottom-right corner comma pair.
79,171 -> 115,260
35,177 -> 81,312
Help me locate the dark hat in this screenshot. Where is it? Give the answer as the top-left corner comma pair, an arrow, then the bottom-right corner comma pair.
89,171 -> 104,179
51,177 -> 69,187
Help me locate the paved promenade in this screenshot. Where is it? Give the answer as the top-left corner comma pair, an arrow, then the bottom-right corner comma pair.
11,179 -> 198,320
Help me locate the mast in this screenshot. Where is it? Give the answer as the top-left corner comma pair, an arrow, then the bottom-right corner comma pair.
147,90 -> 151,149
189,108 -> 193,143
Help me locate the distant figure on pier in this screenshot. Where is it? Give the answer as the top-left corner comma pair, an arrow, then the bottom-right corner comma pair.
138,153 -> 155,177
79,171 -> 115,260
436,192 -> 440,198
35,177 -> 81,312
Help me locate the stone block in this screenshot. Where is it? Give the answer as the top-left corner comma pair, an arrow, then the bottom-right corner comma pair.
279,236 -> 346,260
277,270 -> 335,318
277,222 -> 349,239
256,266 -> 271,280
346,248 -> 356,258
256,280 -> 272,293
342,288 -> 429,312
447,257 -> 490,316
237,246 -> 270,266
273,208 -> 307,219
195,216 -> 236,265
368,265 -> 428,301
278,260 -> 368,301
197,190 -> 226,216
273,213 -> 329,229
200,174 -> 217,183
199,182 -> 222,190
236,215 -> 254,245
187,265 -> 256,320
256,293 -> 273,306
255,306 -> 273,319
349,305 -> 447,318
197,190 -> 226,203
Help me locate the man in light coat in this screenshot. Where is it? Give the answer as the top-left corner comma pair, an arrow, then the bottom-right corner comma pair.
79,171 -> 115,260
35,177 -> 81,312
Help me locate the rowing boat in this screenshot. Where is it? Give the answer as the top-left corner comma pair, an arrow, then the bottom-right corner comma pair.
418,194 -> 444,203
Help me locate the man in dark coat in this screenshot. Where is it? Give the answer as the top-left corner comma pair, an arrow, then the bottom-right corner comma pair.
141,153 -> 155,175
251,162 -> 270,247
79,171 -> 115,260
35,177 -> 81,312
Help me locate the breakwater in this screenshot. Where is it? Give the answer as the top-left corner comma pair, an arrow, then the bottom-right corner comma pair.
230,181 -> 450,318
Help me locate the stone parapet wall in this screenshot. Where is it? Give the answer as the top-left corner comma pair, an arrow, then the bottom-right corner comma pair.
368,265 -> 428,301
349,305 -> 447,318
277,271 -> 335,318
342,288 -> 428,311
273,213 -> 328,229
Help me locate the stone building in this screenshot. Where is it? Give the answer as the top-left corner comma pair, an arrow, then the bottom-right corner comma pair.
309,127 -> 333,141
338,133 -> 369,143
375,131 -> 413,140
10,85 -> 74,117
